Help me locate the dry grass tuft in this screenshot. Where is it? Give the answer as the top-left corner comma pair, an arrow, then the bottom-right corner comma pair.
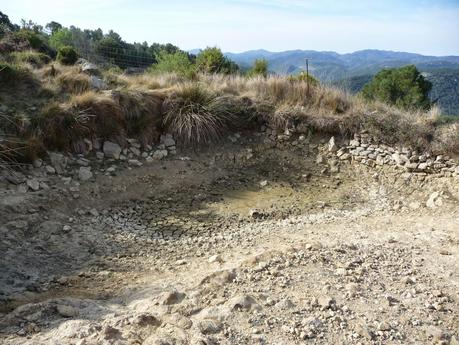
163,83 -> 231,145
115,90 -> 164,144
56,67 -> 91,94
68,91 -> 125,140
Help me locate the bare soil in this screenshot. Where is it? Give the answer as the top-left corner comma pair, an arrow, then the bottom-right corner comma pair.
0,135 -> 458,344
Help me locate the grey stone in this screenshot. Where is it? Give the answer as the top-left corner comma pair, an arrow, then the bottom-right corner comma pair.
56,304 -> 79,318
103,141 -> 122,159
128,159 -> 143,167
26,178 -> 40,191
152,150 -> 168,160
78,167 -> 93,181
48,152 -> 68,174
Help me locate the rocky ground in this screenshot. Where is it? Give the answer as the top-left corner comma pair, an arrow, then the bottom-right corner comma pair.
0,132 -> 458,345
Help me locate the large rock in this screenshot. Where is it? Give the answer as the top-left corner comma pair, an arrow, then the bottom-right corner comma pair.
77,58 -> 100,75
48,152 -> 68,174
89,76 -> 106,90
103,141 -> 122,159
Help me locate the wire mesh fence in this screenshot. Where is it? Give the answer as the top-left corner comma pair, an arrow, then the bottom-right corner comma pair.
72,42 -> 156,71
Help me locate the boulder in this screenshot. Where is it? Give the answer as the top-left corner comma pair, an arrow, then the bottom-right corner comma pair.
103,141 -> 122,159
48,152 -> 68,174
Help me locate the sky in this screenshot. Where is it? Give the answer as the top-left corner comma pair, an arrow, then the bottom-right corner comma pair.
3,0 -> 459,55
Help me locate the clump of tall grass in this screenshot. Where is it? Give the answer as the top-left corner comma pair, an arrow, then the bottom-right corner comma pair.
10,50 -> 51,68
56,67 -> 91,94
163,83 -> 230,145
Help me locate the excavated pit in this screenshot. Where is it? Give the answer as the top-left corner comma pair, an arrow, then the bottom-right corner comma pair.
0,134 -> 458,344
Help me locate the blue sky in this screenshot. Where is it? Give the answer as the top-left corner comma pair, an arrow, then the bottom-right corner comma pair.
3,0 -> 459,55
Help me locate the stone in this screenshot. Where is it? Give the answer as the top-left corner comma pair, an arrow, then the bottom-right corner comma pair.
426,192 -> 441,209
328,136 -> 338,152
56,304 -> 78,318
426,326 -> 449,341
78,167 -> 93,181
316,154 -> 325,164
161,135 -> 176,147
128,159 -> 143,167
103,141 -> 122,159
259,180 -> 268,187
152,149 -> 168,160
318,295 -> 335,309
197,319 -> 222,334
96,151 -> 104,160
32,159 -> 43,168
90,76 -> 106,90
48,152 -> 67,174
227,295 -> 262,311
160,291 -> 186,305
130,147 -> 141,156
78,58 -> 100,75
45,165 -> 56,174
208,255 -> 223,263
26,178 -> 40,191
339,153 -> 351,161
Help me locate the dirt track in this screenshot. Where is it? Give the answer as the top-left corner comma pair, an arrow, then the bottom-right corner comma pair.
0,135 -> 458,344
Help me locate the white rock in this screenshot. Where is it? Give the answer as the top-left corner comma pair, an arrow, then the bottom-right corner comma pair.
328,136 -> 338,152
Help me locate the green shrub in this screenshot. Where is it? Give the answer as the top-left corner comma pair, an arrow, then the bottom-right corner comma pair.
248,59 -> 268,78
57,46 -> 78,65
149,50 -> 196,78
196,47 -> 239,74
49,28 -> 73,50
15,29 -> 44,50
11,50 -> 51,68
288,71 -> 319,85
361,65 -> 432,110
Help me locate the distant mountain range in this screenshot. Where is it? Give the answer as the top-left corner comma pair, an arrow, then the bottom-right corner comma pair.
219,49 -> 459,115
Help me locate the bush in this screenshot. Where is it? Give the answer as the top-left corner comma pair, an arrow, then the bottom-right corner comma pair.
248,59 -> 268,78
11,50 -> 51,68
361,65 -> 432,110
196,47 -> 239,74
49,28 -> 73,50
57,46 -> 78,65
288,71 -> 319,85
149,50 -> 196,79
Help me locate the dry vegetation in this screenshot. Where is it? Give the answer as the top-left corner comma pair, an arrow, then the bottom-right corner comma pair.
1,60 -> 458,165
